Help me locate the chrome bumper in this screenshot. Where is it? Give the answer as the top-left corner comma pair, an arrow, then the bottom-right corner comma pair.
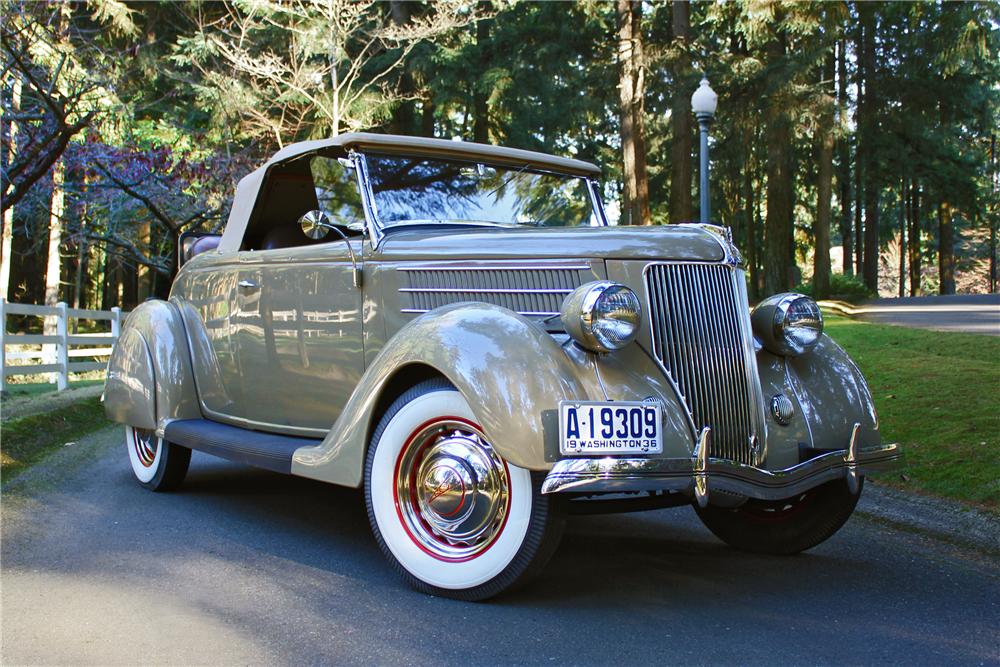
541,424 -> 900,506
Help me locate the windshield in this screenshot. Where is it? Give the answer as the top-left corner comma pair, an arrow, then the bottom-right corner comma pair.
363,153 -> 602,229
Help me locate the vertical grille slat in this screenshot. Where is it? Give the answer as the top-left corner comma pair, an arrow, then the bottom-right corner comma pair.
645,263 -> 764,465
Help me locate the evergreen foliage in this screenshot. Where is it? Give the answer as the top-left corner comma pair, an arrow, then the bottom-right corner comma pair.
1,0 -> 997,309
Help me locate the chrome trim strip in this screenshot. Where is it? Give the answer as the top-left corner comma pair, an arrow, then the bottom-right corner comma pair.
398,265 -> 591,272
398,287 -> 574,295
401,308 -> 559,316
541,442 -> 901,499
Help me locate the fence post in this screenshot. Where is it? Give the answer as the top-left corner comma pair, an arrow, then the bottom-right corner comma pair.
111,306 -> 121,341
0,298 -> 6,392
56,301 -> 68,391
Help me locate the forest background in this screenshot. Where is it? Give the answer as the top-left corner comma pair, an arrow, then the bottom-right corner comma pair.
2,0 -> 998,315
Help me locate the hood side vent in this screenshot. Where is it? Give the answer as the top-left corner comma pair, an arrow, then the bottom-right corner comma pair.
398,264 -> 592,318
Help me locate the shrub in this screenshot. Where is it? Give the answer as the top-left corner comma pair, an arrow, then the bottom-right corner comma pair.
794,273 -> 875,303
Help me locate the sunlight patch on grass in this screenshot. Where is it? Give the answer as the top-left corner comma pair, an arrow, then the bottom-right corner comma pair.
824,314 -> 1000,510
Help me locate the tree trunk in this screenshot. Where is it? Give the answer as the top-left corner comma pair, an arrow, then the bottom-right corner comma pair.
863,188 -> 880,293
763,32 -> 793,295
421,93 -> 436,137
938,200 -> 956,294
136,220 -> 152,301
473,8 -> 491,144
859,3 -> 879,293
909,182 -> 921,296
1,75 -> 21,300
898,177 -> 906,297
836,38 -> 853,276
669,0 -> 693,224
991,134 -> 997,293
745,160 -> 759,300
813,53 -> 835,299
389,1 -> 417,135
617,0 -> 649,226
631,2 -> 651,226
45,161 -> 65,313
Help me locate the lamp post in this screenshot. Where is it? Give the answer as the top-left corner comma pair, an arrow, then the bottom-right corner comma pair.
691,76 -> 718,224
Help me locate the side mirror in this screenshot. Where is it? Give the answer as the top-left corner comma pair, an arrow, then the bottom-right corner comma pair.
296,209 -> 363,289
300,210 -> 333,240
300,210 -> 366,238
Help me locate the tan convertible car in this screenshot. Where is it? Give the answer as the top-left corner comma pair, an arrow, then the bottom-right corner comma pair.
105,133 -> 900,600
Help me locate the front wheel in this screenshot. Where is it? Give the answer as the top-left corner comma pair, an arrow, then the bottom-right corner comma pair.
364,379 -> 564,601
125,425 -> 191,492
694,478 -> 862,555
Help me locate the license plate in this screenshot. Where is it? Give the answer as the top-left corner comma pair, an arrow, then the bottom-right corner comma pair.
559,401 -> 662,455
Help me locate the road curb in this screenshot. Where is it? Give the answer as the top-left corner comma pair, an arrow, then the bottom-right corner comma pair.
857,481 -> 999,555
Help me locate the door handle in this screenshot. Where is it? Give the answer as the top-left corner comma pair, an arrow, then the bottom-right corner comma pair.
238,279 -> 260,292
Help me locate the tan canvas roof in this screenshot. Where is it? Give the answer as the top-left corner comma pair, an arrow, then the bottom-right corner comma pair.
218,133 -> 602,252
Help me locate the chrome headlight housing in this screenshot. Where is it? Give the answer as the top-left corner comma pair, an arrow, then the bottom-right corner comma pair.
560,281 -> 641,353
751,293 -> 824,356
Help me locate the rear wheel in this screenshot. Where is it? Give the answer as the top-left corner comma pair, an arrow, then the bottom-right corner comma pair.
364,379 -> 564,600
125,425 -> 190,492
694,478 -> 862,555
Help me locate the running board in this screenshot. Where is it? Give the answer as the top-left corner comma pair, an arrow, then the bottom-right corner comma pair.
163,419 -> 322,474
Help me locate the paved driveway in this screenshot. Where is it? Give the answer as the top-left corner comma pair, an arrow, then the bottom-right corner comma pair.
3,426 -> 999,666
835,294 -> 1000,335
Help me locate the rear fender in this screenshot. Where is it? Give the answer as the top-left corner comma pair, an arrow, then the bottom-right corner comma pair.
104,299 -> 200,432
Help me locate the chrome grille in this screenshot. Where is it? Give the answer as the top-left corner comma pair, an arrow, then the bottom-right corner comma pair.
398,265 -> 590,317
645,263 -> 765,465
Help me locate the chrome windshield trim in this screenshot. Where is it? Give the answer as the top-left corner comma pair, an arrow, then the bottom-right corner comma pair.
350,150 -> 384,249
586,178 -> 609,226
541,441 -> 901,500
352,150 -> 606,245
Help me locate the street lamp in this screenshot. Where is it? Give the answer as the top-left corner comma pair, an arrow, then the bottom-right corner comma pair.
691,76 -> 717,224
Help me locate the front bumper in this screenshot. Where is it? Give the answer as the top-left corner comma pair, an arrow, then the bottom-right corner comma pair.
541,423 -> 900,505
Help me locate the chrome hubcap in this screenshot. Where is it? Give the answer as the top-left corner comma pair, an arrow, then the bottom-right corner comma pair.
395,420 -> 509,561
131,428 -> 157,467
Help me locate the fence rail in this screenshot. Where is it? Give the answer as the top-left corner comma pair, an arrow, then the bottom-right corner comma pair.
0,299 -> 124,391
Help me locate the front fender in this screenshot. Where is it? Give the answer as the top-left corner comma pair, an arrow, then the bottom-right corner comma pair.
291,302 -> 694,487
756,333 -> 880,469
103,299 -> 200,432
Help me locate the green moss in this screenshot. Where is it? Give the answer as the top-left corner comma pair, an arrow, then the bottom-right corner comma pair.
824,314 -> 1000,511
1,396 -> 109,483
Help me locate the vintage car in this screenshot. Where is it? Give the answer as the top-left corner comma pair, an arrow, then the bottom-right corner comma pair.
104,133 -> 900,600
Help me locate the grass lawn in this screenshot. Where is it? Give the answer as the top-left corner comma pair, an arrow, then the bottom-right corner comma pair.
1,379 -> 104,400
824,314 -> 1000,511
1,396 -> 109,483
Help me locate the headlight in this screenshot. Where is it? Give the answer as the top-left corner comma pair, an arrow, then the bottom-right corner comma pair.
560,281 -> 641,353
751,293 -> 824,356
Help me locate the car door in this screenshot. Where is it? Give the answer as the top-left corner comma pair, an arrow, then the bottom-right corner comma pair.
231,153 -> 368,435
235,242 -> 364,434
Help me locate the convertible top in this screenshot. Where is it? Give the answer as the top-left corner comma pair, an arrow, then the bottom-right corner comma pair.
218,133 -> 602,253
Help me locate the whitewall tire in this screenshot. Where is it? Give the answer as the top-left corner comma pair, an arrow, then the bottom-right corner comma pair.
125,425 -> 191,492
365,379 -> 564,600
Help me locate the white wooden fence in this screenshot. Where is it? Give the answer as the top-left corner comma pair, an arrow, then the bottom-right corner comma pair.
0,299 -> 123,391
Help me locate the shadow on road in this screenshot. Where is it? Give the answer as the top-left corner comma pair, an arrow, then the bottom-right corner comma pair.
4,445 -> 999,665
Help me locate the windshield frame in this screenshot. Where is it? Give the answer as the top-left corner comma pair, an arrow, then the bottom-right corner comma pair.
350,150 -> 608,247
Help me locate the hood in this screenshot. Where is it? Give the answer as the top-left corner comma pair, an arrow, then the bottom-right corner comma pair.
374,224 -> 728,263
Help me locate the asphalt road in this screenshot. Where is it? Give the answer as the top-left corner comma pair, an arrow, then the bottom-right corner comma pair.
3,425 -> 998,666
844,294 -> 1000,336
